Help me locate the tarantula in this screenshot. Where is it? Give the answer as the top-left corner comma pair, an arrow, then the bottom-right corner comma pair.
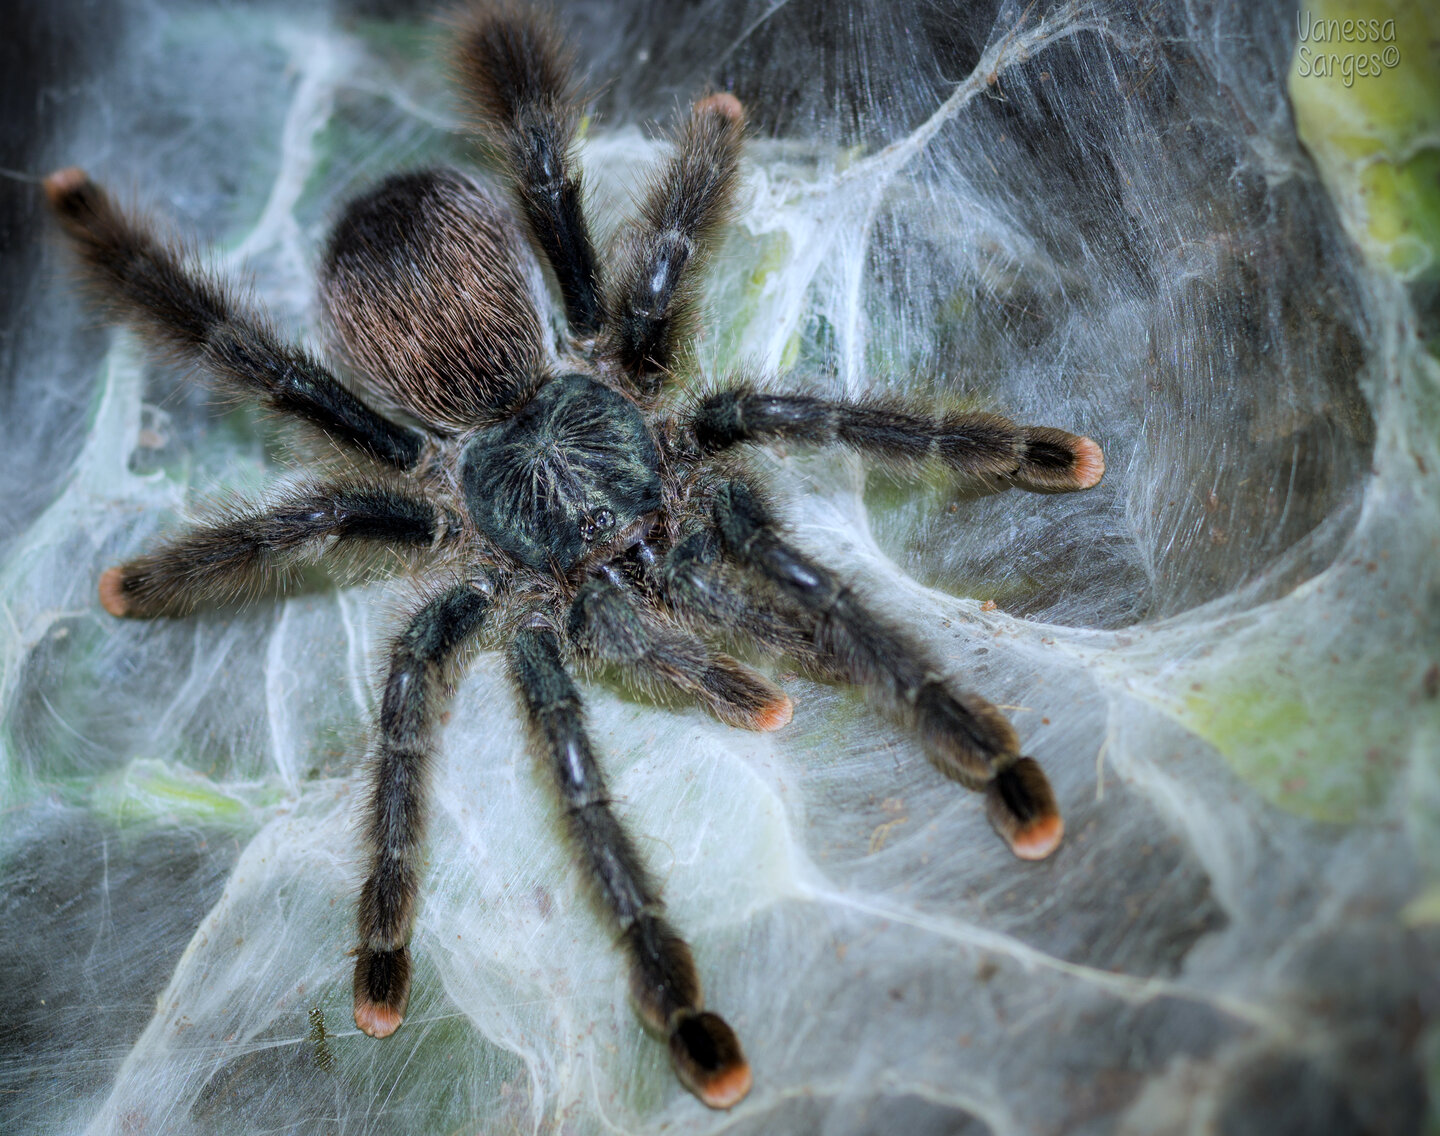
47,0 -> 1103,1111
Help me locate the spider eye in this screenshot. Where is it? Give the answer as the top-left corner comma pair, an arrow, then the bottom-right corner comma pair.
580,508 -> 616,542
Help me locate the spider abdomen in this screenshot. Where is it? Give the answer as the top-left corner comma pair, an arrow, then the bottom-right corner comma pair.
461,373 -> 661,573
320,168 -> 546,431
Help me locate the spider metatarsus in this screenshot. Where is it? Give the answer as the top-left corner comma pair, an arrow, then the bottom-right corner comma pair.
47,0 -> 1103,1112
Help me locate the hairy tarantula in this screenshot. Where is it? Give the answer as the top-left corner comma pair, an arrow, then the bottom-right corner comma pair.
47,1 -> 1103,1111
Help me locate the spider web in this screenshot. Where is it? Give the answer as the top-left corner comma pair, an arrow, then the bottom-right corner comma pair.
2,0 -> 1437,1133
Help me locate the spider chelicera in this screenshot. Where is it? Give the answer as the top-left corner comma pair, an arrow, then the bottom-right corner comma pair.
47,0 -> 1103,1110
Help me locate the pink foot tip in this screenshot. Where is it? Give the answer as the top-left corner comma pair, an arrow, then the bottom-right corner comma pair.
353,998 -> 404,1039
1008,812 -> 1064,861
1070,436 -> 1105,490
751,693 -> 794,732
43,166 -> 89,205
98,567 -> 130,618
694,92 -> 744,123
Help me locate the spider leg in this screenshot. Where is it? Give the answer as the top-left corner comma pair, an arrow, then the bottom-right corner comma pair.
710,480 -> 1063,861
510,624 -> 751,1109
98,482 -> 450,618
354,583 -> 491,1040
453,2 -> 603,336
567,573 -> 792,730
655,531 -> 840,678
689,385 -> 1105,493
601,95 -> 745,395
43,169 -> 424,471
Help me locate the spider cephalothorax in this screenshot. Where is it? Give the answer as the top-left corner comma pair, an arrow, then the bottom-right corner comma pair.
47,0 -> 1102,1111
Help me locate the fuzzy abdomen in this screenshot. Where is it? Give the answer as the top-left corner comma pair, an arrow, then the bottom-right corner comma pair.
321,168 -> 546,431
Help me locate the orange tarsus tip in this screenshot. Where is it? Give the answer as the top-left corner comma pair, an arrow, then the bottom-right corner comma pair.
695,1059 -> 753,1110
353,998 -> 404,1039
1070,436 -> 1105,490
752,693 -> 793,732
98,567 -> 130,618
694,92 -> 744,123
43,166 -> 88,206
1008,812 -> 1064,862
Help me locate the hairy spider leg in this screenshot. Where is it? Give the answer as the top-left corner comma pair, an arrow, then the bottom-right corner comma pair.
568,574 -> 792,731
691,387 -> 1105,493
710,480 -> 1064,861
97,483 -> 448,618
454,2 -> 603,337
510,625 -> 751,1109
602,95 -> 746,395
354,583 -> 492,1040
657,531 -> 844,679
43,169 -> 424,471
661,517 -> 1060,859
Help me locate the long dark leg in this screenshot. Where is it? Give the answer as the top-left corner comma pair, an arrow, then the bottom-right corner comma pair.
510,624 -> 750,1109
688,386 -> 1105,493
567,573 -> 791,731
601,95 -> 745,395
44,169 -> 424,471
453,3 -> 602,336
354,583 -> 491,1039
711,480 -> 1063,860
98,483 -> 451,618
654,531 -> 840,679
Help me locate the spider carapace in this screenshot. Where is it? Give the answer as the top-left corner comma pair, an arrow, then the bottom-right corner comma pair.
46,0 -> 1103,1111
462,371 -> 664,572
